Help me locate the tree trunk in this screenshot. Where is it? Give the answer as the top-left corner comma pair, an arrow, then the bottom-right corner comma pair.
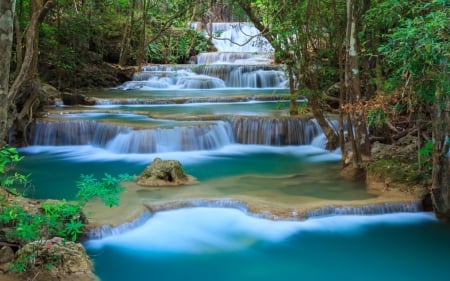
5,0 -> 56,145
13,4 -> 23,78
136,0 -> 148,67
119,0 -> 136,66
431,89 -> 450,219
344,0 -> 370,169
0,0 -> 16,146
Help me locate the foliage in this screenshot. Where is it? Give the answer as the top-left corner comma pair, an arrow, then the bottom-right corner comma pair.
0,145 -> 30,195
147,29 -> 210,64
378,2 -> 449,102
0,146 -> 130,273
76,173 -> 131,207
367,108 -> 386,129
367,158 -> 429,191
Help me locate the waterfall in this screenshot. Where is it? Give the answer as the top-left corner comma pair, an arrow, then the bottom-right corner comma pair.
228,117 -> 322,145
29,120 -> 235,153
30,121 -> 129,146
30,117 -> 325,151
195,22 -> 273,53
119,64 -> 287,90
302,201 -> 423,219
196,52 -> 273,65
106,121 -> 234,153
118,22 -> 287,90
87,210 -> 153,239
86,199 -> 423,239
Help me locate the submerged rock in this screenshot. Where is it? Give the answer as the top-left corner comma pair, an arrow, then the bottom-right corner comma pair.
137,158 -> 197,187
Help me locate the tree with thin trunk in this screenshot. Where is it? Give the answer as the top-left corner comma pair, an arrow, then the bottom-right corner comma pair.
235,0 -> 342,149
342,0 -> 371,172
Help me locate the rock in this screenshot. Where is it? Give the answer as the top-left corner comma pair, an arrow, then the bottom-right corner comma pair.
15,238 -> 98,281
137,158 -> 197,186
371,135 -> 418,161
0,262 -> 11,273
61,92 -> 96,106
41,83 -> 61,105
0,246 -> 14,264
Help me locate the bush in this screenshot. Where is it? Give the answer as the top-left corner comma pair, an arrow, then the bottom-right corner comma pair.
0,145 -> 129,273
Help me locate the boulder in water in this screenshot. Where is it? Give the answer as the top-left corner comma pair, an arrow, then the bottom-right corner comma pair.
61,92 -> 96,106
137,158 -> 197,187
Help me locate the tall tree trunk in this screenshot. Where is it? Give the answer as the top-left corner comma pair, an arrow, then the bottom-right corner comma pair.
431,88 -> 450,219
344,0 -> 370,170
13,3 -> 23,78
6,0 -> 56,145
0,0 -> 16,146
136,0 -> 148,67
119,0 -> 136,66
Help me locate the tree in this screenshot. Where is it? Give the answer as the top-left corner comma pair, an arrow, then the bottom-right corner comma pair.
235,0 -> 343,149
342,0 -> 371,172
0,0 -> 57,145
0,0 -> 16,147
378,1 -> 449,217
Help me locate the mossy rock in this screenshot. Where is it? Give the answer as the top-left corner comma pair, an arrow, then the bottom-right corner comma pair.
137,158 -> 197,187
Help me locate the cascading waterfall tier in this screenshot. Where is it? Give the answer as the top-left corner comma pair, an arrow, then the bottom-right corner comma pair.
29,120 -> 235,153
86,199 -> 423,239
120,64 -> 287,90
30,120 -> 128,146
192,22 -> 273,53
29,117 -> 324,152
229,116 -> 322,145
118,22 -> 287,90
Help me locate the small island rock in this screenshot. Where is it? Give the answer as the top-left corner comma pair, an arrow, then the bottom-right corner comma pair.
137,158 -> 197,186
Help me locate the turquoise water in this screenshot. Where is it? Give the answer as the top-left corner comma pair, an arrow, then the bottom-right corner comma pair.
18,145 -> 450,281
17,144 -> 341,200
85,209 -> 450,281
94,88 -> 289,99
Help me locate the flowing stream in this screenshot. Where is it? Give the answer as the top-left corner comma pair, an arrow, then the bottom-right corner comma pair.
17,22 -> 450,281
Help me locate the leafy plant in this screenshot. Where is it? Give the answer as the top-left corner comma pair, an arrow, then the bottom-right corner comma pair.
65,219 -> 85,241
0,145 -> 132,275
367,108 -> 387,129
76,173 -> 131,207
0,146 -> 31,194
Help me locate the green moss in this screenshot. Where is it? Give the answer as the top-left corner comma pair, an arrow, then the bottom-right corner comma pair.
367,158 -> 429,192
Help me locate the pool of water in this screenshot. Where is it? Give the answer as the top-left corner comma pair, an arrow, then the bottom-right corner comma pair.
50,100 -> 295,120
17,144 -> 342,200
92,88 -> 289,100
85,209 -> 450,281
18,143 -> 445,281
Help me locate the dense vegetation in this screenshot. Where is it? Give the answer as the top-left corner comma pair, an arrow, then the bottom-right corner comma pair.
0,145 -> 129,273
